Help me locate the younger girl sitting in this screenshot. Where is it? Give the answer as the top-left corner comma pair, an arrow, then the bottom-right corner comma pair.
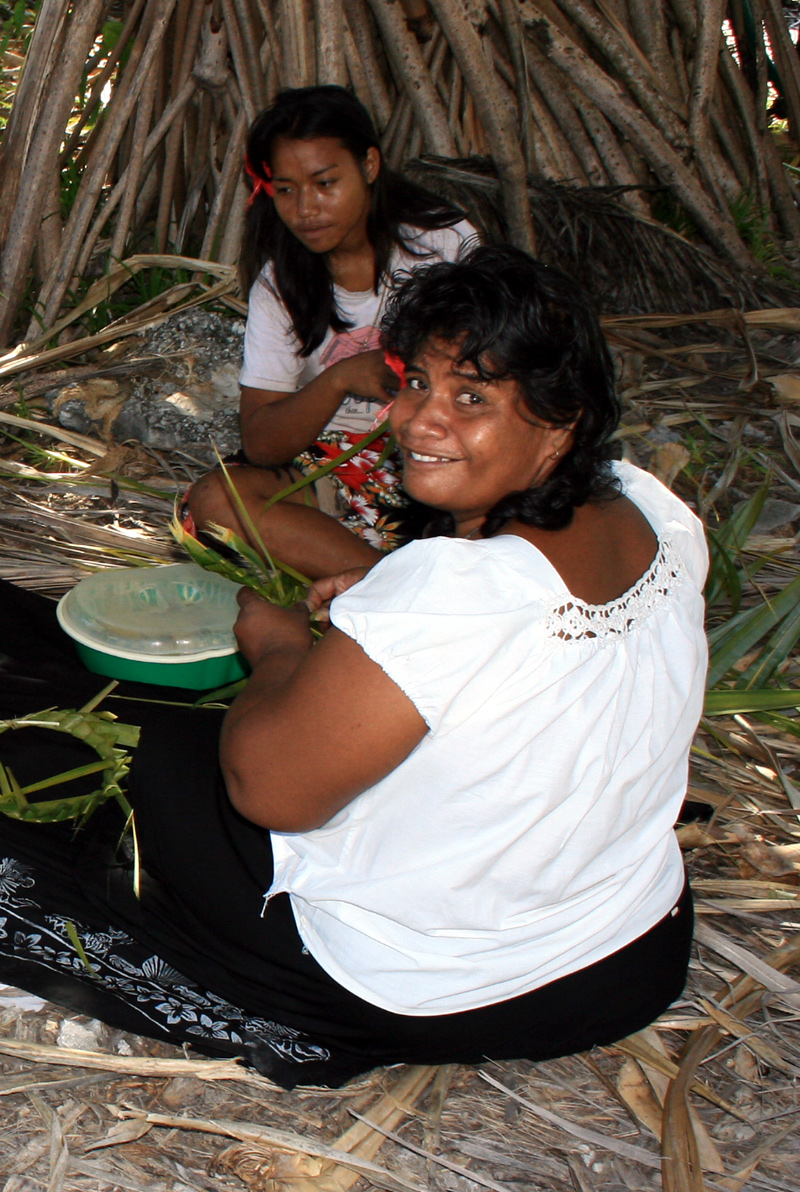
186,85 -> 475,578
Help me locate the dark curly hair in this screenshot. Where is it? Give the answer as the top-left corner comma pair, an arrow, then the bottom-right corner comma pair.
242,86 -> 464,357
381,245 -> 621,534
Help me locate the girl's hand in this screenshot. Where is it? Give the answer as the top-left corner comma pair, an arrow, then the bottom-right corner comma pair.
234,588 -> 314,666
332,349 -> 399,403
305,567 -> 372,623
240,349 -> 399,467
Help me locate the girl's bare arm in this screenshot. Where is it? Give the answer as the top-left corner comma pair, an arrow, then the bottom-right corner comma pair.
240,350 -> 397,465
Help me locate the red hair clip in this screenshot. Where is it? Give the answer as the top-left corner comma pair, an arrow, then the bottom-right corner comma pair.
384,351 -> 406,389
244,155 -> 275,207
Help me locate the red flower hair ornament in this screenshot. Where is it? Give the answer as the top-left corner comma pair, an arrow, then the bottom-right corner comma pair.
384,351 -> 407,389
244,155 -> 275,207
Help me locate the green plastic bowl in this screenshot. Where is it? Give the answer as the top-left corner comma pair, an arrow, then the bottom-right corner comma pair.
69,639 -> 249,689
57,563 -> 249,691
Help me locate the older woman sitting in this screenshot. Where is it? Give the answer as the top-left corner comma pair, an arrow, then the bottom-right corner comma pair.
0,246 -> 707,1089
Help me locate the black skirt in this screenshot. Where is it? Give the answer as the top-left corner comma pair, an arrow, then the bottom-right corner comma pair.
0,578 -> 693,1088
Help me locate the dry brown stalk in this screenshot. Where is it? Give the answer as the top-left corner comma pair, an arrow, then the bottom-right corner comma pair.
75,76 -> 198,278
366,0 -> 456,159
661,934 -> 800,1192
252,0 -> 282,80
154,0 -> 205,251
559,0 -> 689,149
342,17 -> 372,119
199,108 -> 249,263
277,0 -> 315,88
27,0 -> 181,340
446,55 -> 466,155
314,0 -> 347,87
668,0 -> 698,38
479,1070 -> 663,1169
59,0 -> 150,166
139,1112 -> 430,1192
0,1037 -> 265,1081
233,0 -> 269,108
495,0 -> 535,172
128,1065 -> 437,1192
109,63 -> 159,263
428,0 -> 535,251
761,0 -> 800,142
0,0 -> 106,347
563,75 -> 651,208
526,9 -> 750,264
709,89 -> 753,199
0,0 -> 71,251
344,0 -> 393,129
625,0 -> 683,103
615,1035 -> 746,1119
527,76 -> 584,182
220,0 -> 262,123
723,40 -> 800,240
32,169 -> 63,287
2,0 -> 800,350
427,27 -> 451,113
0,256 -> 237,381
383,95 -> 415,171
748,0 -> 771,132
526,43 -> 604,186
688,0 -> 725,166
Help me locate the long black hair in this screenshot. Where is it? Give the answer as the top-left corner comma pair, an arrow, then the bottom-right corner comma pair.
241,86 -> 465,357
382,245 -> 621,533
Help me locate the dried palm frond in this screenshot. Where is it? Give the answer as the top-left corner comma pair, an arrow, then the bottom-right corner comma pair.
406,157 -> 800,314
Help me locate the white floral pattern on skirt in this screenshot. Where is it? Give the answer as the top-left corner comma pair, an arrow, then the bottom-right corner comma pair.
0,856 -> 329,1067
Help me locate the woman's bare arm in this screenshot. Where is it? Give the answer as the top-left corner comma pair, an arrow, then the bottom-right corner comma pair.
240,350 -> 398,466
220,592 -> 426,831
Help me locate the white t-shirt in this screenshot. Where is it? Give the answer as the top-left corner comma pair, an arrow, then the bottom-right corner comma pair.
268,462 -> 709,1014
240,221 -> 477,437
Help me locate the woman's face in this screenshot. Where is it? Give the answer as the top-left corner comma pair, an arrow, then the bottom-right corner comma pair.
269,135 -> 379,257
389,339 -> 572,538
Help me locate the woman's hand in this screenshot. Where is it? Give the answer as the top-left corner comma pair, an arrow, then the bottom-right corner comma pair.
234,588 -> 314,668
305,566 -> 372,623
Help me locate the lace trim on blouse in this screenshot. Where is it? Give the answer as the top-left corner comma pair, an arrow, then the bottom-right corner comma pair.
545,537 -> 685,641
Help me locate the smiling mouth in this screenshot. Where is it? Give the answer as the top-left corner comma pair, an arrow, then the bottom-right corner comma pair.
406,450 -> 461,464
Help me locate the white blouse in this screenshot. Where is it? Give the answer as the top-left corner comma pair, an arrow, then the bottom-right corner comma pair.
267,462 -> 709,1014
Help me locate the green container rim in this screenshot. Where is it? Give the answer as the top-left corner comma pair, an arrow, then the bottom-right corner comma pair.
72,640 -> 249,690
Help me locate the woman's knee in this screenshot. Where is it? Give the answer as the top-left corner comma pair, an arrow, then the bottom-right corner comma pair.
185,469 -> 227,525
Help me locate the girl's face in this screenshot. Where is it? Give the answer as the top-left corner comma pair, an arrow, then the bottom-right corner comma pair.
389,339 -> 572,539
269,136 -> 379,257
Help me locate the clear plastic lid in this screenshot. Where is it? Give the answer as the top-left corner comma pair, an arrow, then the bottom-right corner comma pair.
57,563 -> 242,659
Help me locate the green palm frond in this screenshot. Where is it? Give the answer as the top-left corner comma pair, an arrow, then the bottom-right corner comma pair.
705,481 -> 769,610
171,427 -> 391,617
706,571 -> 800,690
704,481 -> 800,719
0,697 -> 139,826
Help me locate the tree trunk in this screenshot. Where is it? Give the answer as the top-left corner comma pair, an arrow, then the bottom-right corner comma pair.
2,0 -> 799,348
0,0 -> 106,346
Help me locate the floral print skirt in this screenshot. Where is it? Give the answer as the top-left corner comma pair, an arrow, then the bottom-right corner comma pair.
293,428 -> 410,550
